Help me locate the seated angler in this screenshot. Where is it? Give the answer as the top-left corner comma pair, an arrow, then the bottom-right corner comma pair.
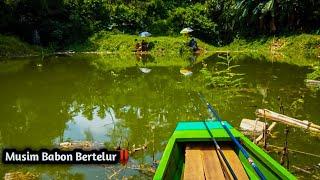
188,37 -> 199,52
134,39 -> 142,52
141,40 -> 148,52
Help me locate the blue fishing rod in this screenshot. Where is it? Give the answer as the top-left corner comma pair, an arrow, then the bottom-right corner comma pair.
202,121 -> 238,180
198,92 -> 267,180
192,95 -> 237,179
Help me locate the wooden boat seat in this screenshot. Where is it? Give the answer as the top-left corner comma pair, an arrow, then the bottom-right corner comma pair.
183,143 -> 249,180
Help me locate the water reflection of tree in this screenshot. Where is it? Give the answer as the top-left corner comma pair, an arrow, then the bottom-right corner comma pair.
1,56 -> 320,178
65,64 -> 216,158
0,79 -> 73,148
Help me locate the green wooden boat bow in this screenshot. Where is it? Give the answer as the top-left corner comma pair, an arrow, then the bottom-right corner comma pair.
153,121 -> 296,180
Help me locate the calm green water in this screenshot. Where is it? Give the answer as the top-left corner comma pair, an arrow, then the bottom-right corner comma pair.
0,54 -> 319,179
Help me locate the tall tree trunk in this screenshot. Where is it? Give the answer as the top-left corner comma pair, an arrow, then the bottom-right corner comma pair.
270,17 -> 276,33
259,18 -> 264,31
288,14 -> 294,30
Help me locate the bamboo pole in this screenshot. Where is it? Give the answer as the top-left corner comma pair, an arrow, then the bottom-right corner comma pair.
267,145 -> 320,158
291,165 -> 311,174
256,109 -> 320,133
306,79 -> 320,86
254,122 -> 277,144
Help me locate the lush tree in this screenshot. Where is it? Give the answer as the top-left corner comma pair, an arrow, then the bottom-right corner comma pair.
1,0 -> 319,47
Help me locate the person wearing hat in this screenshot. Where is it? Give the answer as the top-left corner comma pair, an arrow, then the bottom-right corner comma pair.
188,38 -> 198,52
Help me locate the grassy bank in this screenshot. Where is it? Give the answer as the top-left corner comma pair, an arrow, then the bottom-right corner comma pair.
68,31 -> 215,55
0,35 -> 41,57
223,34 -> 320,65
1,32 -> 319,67
68,32 -> 320,65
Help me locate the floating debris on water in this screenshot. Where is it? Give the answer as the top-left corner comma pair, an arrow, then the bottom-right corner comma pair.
180,69 -> 192,76
4,172 -> 38,180
110,71 -> 119,77
240,118 -> 266,133
59,141 -> 105,150
139,68 -> 151,73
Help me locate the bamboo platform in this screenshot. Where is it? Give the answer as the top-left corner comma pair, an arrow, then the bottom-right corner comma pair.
183,144 -> 248,180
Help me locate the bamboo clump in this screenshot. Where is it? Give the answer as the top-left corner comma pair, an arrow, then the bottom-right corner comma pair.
256,109 -> 320,133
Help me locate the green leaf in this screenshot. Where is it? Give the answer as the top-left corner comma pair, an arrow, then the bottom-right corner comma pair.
262,0 -> 274,14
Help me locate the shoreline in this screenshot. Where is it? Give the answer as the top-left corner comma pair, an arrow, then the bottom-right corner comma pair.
1,34 -> 319,66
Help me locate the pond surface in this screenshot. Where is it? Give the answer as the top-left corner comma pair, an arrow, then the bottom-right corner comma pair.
0,54 -> 319,179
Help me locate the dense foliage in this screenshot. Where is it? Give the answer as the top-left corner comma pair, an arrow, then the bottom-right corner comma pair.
1,0 -> 319,48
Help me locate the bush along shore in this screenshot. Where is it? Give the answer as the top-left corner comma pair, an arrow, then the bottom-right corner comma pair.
0,35 -> 42,57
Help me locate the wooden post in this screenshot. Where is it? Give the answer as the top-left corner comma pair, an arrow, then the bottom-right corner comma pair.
280,127 -> 290,168
263,123 -> 269,149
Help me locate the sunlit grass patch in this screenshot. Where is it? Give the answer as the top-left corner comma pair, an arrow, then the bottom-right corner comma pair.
69,31 -> 214,55
0,34 -> 40,57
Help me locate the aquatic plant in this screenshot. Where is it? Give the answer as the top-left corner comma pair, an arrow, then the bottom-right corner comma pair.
200,54 -> 245,88
306,66 -> 320,92
290,98 -> 305,118
307,66 -> 320,80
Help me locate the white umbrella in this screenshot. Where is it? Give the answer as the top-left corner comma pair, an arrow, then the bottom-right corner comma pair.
139,31 -> 152,37
180,27 -> 193,34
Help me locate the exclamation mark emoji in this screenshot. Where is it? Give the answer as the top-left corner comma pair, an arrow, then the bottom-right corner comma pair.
119,149 -> 129,165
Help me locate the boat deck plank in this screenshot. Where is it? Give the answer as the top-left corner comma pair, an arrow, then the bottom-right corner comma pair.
183,143 -> 249,180
221,146 -> 249,180
201,147 -> 225,180
184,145 -> 205,180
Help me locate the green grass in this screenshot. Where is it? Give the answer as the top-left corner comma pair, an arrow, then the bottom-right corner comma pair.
1,31 -> 319,68
220,34 -> 320,66
68,31 -> 320,66
0,34 -> 41,57
307,66 -> 320,80
68,31 -> 215,55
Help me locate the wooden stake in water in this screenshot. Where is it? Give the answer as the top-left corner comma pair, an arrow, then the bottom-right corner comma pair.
278,96 -> 290,169
263,109 -> 268,149
152,124 -> 155,163
263,123 -> 269,149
